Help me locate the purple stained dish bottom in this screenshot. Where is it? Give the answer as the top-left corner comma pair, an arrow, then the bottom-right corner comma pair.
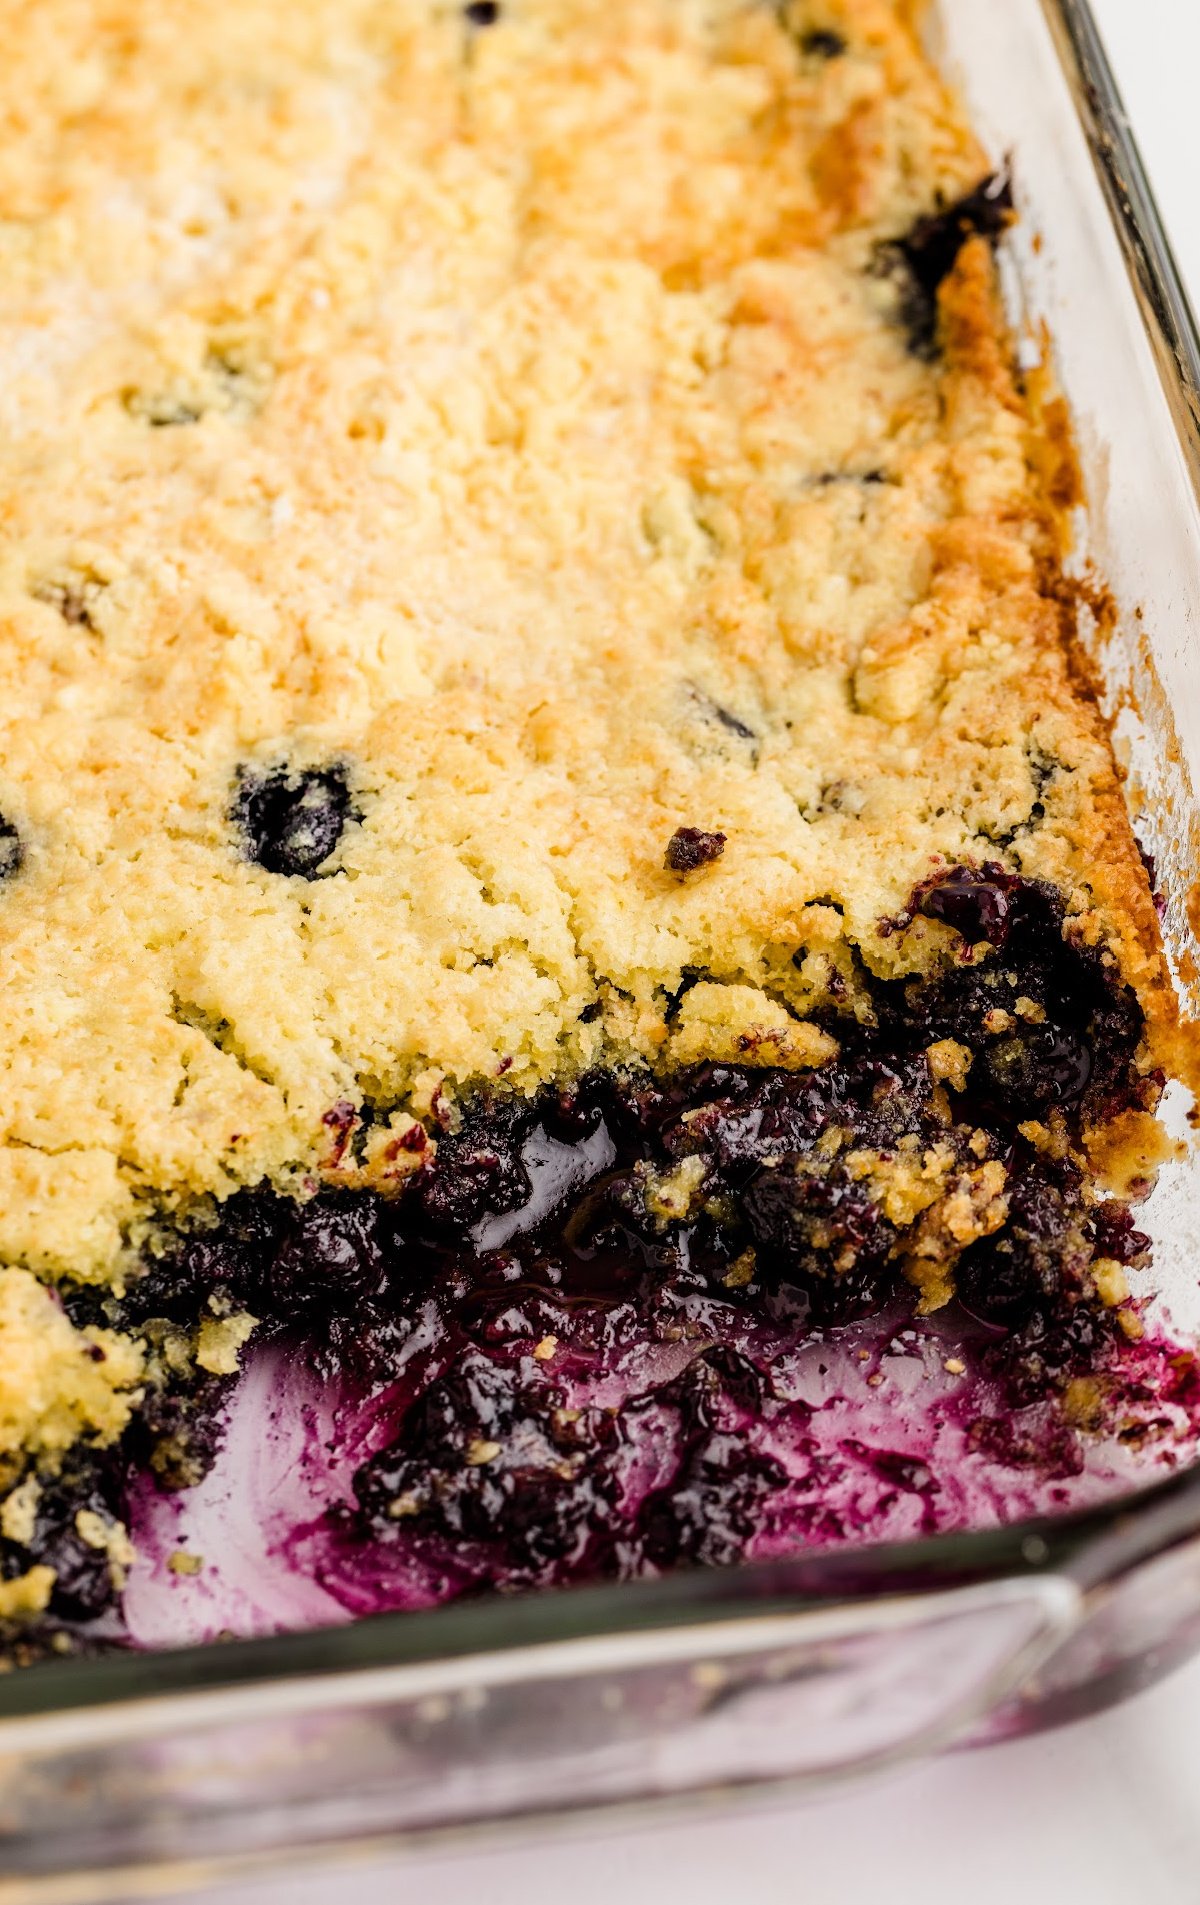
124,1296 -> 1200,1649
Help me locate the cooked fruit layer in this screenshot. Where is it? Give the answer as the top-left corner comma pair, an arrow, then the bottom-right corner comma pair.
5,866 -> 1187,1649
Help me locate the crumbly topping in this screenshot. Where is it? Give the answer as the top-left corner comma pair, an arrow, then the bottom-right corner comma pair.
0,1567 -> 56,1622
0,1268 -> 143,1468
195,1311 -> 260,1377
0,1475 -> 41,1546
0,0 -> 1178,1297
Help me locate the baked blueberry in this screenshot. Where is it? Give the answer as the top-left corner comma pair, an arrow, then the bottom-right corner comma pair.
354,1348 -> 617,1583
912,862 -> 1017,946
465,1 -> 500,22
3,1464 -> 125,1622
638,1428 -> 784,1569
636,1357 -> 785,1569
33,578 -> 97,629
881,170 -> 1014,356
233,762 -> 357,877
978,1024 -> 1092,1114
741,1163 -> 895,1320
801,28 -> 847,58
124,389 -> 203,426
266,1196 -> 387,1316
415,1099 -> 535,1237
665,827 -> 726,873
687,687 -> 758,742
0,816 -> 22,882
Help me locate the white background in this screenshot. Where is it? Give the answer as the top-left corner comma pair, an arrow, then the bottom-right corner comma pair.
200,6 -> 1200,1900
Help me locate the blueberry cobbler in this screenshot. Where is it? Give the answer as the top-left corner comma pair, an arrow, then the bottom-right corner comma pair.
0,0 -> 1197,1661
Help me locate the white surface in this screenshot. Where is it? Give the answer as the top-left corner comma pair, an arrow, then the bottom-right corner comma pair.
199,7 -> 1200,1901
204,1652 -> 1200,1905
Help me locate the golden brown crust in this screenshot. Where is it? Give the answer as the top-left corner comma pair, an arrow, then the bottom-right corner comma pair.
0,0 -> 1186,1330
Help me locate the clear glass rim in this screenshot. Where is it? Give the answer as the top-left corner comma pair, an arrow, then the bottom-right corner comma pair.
2,1452 -> 1200,1729
6,0 -> 1200,1729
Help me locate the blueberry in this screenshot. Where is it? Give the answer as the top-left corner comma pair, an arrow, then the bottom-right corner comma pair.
710,703 -> 756,741
887,865 -> 1145,1129
34,579 -> 96,629
125,393 -> 203,426
540,1081 -> 605,1142
354,1349 -> 617,1583
665,827 -> 726,873
740,1162 -> 894,1318
1088,1200 -> 1150,1268
233,763 -> 357,877
912,863 -> 1017,946
415,1102 -> 534,1238
673,1057 -> 933,1180
801,28 -> 847,58
814,468 -> 887,488
686,687 -> 758,743
267,1197 -> 386,1317
131,1369 -> 231,1491
126,1191 -> 286,1322
880,171 -> 1014,357
0,816 -> 22,883
955,1169 -> 1073,1329
685,1345 -> 768,1420
5,1466 -> 125,1623
955,1236 -> 1045,1329
465,0 -> 500,21
988,1292 -> 1119,1411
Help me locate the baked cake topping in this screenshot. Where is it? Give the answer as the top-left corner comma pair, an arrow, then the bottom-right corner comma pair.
0,0 -> 1194,1655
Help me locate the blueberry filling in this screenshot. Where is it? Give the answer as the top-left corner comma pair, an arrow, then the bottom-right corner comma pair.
0,1456 -> 126,1628
666,827 -> 726,873
0,815 -> 23,882
878,866 -> 1147,1127
814,468 -> 888,488
635,1355 -> 788,1570
233,762 -> 357,878
5,866 -> 1183,1651
879,170 -> 1015,358
354,1347 -> 620,1586
911,861 -> 1018,946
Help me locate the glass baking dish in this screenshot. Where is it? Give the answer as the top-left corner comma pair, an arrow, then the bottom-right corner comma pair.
5,1 -> 1200,1895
